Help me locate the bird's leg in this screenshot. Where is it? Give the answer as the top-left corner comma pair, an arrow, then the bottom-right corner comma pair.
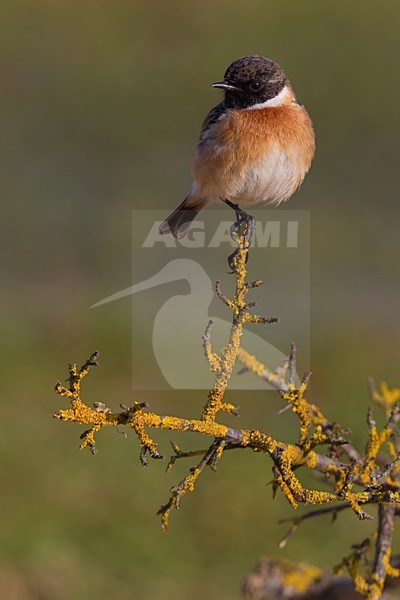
223,199 -> 255,272
223,199 -> 256,246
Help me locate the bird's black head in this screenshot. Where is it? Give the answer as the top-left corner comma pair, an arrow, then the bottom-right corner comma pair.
212,55 -> 288,110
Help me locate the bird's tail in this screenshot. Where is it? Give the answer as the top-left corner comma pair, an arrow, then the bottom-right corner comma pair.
158,196 -> 207,239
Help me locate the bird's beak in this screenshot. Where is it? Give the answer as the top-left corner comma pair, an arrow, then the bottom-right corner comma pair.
211,81 -> 240,91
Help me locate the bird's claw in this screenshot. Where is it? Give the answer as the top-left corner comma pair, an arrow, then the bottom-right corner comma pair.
227,210 -> 255,273
229,210 -> 255,245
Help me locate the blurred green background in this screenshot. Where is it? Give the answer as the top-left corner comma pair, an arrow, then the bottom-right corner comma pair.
2,1 -> 400,598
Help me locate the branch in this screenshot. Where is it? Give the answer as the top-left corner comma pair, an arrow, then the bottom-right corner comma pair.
53,210 -> 400,599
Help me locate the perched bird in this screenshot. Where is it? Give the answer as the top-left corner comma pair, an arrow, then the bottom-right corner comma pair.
159,55 -> 315,240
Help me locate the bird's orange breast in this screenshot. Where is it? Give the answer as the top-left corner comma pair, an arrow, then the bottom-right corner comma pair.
192,103 -> 315,204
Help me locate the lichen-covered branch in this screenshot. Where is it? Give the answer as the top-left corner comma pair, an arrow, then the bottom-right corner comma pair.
53,214 -> 400,599
370,503 -> 398,599
200,226 -> 278,422
157,438 -> 226,531
242,555 -> 400,600
333,502 -> 400,600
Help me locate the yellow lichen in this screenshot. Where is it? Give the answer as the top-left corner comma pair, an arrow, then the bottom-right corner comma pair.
360,418 -> 396,486
376,382 -> 400,414
281,560 -> 322,593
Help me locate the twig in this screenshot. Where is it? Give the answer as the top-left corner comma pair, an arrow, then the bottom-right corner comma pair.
157,438 -> 226,531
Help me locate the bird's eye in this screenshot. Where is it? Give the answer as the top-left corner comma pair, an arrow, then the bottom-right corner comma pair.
249,81 -> 262,92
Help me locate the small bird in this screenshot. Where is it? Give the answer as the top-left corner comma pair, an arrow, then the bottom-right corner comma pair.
159,55 -> 315,240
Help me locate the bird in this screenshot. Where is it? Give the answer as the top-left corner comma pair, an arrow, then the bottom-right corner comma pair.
158,55 -> 315,240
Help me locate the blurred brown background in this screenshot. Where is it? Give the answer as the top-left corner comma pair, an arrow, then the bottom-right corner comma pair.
1,1 -> 400,598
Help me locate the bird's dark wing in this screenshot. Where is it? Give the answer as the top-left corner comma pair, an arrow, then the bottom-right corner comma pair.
198,102 -> 227,144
